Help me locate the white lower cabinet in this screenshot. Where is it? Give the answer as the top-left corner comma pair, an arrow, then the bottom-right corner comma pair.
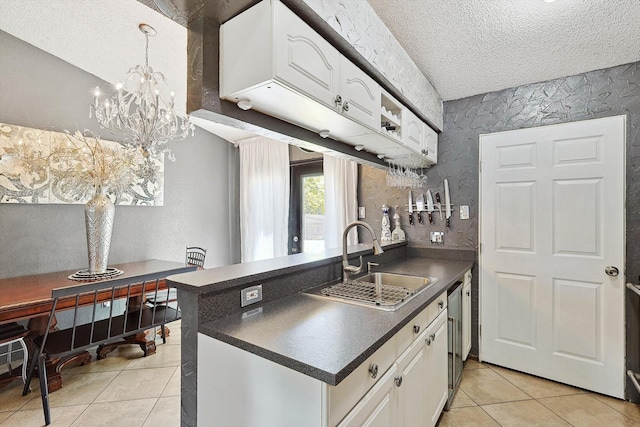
197,294 -> 449,427
425,311 -> 449,426
337,364 -> 398,427
395,326 -> 429,427
341,310 -> 448,427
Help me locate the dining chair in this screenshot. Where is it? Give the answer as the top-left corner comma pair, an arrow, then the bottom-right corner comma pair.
186,246 -> 207,269
147,246 -> 207,343
0,322 -> 29,385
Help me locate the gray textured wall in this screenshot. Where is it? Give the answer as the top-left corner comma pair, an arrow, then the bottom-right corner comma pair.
0,30 -> 237,279
360,61 -> 640,400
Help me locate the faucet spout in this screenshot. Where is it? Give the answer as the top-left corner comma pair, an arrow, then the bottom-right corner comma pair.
342,221 -> 384,283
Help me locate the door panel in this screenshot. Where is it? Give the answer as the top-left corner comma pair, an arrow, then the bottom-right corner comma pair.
553,179 -> 600,255
496,142 -> 537,169
495,182 -> 535,252
480,115 -> 625,398
553,136 -> 600,165
496,272 -> 537,349
552,279 -> 601,361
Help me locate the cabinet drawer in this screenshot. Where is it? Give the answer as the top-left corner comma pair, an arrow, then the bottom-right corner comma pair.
328,336 -> 396,426
395,294 -> 447,356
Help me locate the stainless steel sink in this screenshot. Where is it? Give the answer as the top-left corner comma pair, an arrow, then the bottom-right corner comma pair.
307,272 -> 438,311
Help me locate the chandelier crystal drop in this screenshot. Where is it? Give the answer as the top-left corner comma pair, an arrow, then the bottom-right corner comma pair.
90,23 -> 194,161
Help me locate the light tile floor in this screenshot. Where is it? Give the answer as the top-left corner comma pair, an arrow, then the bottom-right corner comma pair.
0,322 -> 181,427
3,326 -> 640,426
438,359 -> 640,426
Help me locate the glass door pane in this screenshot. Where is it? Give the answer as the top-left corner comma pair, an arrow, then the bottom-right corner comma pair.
301,175 -> 324,252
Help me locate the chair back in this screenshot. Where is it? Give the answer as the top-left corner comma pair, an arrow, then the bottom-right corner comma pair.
186,246 -> 207,268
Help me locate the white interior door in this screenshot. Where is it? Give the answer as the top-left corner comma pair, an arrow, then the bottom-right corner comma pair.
479,115 -> 626,398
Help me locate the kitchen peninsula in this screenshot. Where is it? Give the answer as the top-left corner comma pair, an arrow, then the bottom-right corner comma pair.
168,242 -> 473,426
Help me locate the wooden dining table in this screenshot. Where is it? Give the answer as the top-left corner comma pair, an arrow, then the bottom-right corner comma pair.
0,260 -> 195,391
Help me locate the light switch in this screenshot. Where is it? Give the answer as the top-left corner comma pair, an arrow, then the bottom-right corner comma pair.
460,205 -> 470,220
358,206 -> 366,219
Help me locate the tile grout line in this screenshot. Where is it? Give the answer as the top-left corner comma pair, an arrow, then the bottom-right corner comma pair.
483,363 -> 580,426
535,395 -> 578,427
588,392 -> 640,423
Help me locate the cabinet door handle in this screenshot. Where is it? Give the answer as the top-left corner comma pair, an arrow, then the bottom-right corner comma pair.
426,336 -> 432,346
413,325 -> 420,334
342,101 -> 349,112
466,291 -> 470,297
334,95 -> 342,106
394,375 -> 403,387
430,333 -> 436,342
369,364 -> 378,379
438,300 -> 444,309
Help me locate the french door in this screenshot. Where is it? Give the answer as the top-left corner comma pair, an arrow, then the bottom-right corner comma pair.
479,115 -> 626,398
288,161 -> 324,254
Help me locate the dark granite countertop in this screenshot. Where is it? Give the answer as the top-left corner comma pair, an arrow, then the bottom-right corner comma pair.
198,257 -> 473,386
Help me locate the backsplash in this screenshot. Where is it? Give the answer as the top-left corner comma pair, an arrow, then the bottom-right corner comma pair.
358,165 -> 475,248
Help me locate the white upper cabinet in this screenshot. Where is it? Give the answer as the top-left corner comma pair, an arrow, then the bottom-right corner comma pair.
424,125 -> 438,164
402,108 -> 438,166
403,108 -> 423,154
220,0 -> 437,166
274,0 -> 340,109
339,56 -> 381,130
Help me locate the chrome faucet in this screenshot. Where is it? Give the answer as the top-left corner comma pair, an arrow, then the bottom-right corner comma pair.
342,221 -> 384,283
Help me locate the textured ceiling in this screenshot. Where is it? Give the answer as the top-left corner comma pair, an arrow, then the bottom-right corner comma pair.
4,0 -> 640,110
367,0 -> 640,101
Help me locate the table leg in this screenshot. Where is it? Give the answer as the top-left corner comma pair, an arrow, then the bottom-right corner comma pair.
95,295 -> 158,359
96,331 -> 157,359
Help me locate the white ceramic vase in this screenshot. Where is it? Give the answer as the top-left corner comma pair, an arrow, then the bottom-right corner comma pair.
85,189 -> 115,274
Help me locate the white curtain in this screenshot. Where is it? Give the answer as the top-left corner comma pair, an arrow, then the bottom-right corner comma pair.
324,154 -> 358,249
238,137 -> 290,262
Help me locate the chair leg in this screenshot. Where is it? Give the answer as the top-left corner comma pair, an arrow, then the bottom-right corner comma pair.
19,339 -> 29,385
6,342 -> 13,375
37,353 -> 51,425
161,324 -> 166,344
22,349 -> 39,396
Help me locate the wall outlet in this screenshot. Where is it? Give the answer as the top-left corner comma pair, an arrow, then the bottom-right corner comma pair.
241,284 -> 263,307
358,206 -> 366,219
430,231 -> 444,245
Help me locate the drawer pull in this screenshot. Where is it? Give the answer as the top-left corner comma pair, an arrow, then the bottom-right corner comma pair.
413,325 -> 420,334
426,336 -> 432,346
394,375 -> 403,387
369,364 -> 379,379
438,300 -> 444,309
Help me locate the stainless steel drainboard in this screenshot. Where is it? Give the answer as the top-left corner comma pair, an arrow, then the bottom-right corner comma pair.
320,280 -> 415,307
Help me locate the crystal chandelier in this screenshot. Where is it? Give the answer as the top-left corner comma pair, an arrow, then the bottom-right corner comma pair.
90,23 -> 194,161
